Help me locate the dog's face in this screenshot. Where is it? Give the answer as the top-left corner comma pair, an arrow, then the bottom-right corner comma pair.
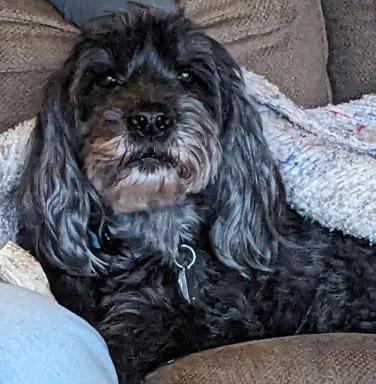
69,11 -> 226,212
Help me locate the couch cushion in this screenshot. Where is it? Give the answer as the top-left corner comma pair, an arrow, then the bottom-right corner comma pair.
321,0 -> 376,104
0,0 -> 79,133
184,0 -> 332,108
147,334 -> 376,384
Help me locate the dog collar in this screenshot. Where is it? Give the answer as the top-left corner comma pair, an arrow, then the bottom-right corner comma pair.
89,231 -> 198,302
88,230 -> 101,249
88,230 -> 143,259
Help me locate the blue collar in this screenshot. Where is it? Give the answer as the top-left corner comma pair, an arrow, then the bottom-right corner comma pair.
88,230 -> 142,259
88,230 -> 101,249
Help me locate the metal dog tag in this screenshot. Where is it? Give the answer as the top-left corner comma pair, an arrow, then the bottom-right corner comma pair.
178,267 -> 190,303
175,244 -> 197,304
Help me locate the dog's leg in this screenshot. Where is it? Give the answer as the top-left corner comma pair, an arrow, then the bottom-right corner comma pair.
97,288 -> 191,384
44,270 -> 102,324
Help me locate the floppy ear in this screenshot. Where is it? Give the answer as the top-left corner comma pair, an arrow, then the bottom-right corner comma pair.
18,66 -> 106,276
209,44 -> 284,276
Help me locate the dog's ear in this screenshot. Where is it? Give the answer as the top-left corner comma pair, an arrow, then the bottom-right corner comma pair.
18,63 -> 106,276
209,41 -> 284,276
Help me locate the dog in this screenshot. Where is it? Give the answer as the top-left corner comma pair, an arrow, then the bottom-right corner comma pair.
17,6 -> 376,384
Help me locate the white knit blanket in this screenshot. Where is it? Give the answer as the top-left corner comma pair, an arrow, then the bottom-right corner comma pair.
1,71 -> 376,244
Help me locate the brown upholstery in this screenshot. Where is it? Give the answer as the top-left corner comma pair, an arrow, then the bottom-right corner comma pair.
147,333 -> 376,383
321,0 -> 376,104
0,0 -> 78,133
184,0 -> 332,109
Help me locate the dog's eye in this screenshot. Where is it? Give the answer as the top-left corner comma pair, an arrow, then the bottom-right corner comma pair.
179,70 -> 194,83
95,73 -> 119,88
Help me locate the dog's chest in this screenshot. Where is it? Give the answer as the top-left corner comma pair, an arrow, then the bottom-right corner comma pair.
113,202 -> 204,258
108,202 -> 208,303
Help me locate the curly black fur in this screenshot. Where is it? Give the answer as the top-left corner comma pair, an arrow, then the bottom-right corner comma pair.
17,7 -> 376,384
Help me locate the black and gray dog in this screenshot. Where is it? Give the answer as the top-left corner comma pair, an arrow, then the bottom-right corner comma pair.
18,6 -> 376,384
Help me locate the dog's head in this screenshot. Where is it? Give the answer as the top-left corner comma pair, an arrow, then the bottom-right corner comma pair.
77,10 -> 224,212
21,8 -> 283,275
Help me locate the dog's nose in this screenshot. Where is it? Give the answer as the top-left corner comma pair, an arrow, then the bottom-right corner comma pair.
127,112 -> 173,139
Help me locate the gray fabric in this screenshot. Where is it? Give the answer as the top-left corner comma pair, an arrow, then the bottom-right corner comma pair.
321,0 -> 376,104
0,282 -> 118,384
46,0 -> 177,28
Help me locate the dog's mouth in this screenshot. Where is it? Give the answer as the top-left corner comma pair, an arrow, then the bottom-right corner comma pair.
127,149 -> 177,167
125,149 -> 191,178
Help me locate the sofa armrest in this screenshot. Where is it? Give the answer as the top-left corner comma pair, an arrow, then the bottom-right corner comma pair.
0,0 -> 79,133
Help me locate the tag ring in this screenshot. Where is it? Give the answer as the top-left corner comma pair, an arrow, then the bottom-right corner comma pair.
174,244 -> 196,270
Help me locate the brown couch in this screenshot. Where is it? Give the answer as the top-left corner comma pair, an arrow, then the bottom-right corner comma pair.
2,0 -> 376,382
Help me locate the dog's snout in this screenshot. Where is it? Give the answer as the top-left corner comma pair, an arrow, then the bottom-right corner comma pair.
127,111 -> 173,139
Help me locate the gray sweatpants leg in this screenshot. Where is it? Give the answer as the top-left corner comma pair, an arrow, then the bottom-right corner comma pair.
0,283 -> 118,384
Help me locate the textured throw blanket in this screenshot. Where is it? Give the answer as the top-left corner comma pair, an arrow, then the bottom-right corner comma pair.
0,119 -> 34,244
1,71 -> 376,244
243,71 -> 376,243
